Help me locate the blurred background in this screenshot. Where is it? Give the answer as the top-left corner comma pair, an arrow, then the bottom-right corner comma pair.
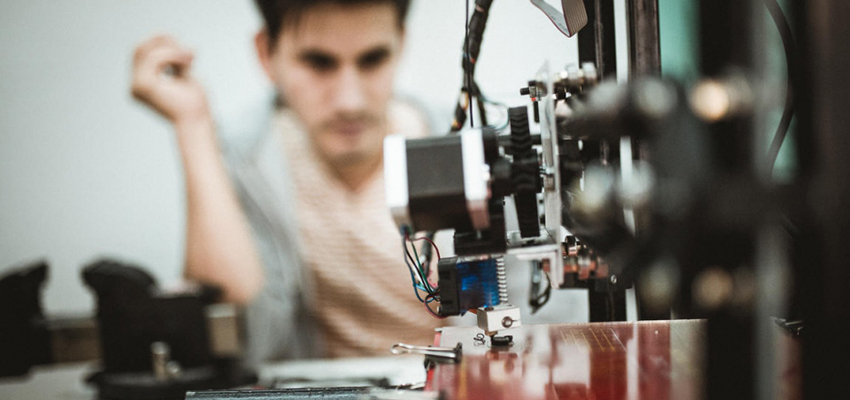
0,0 -> 599,315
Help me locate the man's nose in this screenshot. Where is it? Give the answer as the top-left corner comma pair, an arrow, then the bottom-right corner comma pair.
332,67 -> 367,113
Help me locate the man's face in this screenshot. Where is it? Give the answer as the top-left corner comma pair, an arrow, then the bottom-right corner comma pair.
261,2 -> 403,168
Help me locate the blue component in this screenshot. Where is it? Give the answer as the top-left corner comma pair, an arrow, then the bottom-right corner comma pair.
456,258 -> 501,310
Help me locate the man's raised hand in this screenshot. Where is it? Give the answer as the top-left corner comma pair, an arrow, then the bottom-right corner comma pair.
131,35 -> 210,127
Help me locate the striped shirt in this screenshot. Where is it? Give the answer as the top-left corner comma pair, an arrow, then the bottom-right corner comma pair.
274,103 -> 442,357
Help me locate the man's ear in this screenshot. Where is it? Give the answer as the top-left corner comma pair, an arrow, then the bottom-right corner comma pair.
255,29 -> 275,82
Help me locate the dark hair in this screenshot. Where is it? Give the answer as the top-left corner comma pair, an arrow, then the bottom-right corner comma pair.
254,0 -> 411,46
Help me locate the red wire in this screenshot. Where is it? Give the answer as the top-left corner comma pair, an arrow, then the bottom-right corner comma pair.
410,236 -> 442,261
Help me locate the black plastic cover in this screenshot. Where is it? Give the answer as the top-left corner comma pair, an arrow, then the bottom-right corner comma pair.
406,136 -> 471,232
437,257 -> 461,316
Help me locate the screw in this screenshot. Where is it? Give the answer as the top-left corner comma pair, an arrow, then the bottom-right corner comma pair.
610,275 -> 618,285
151,342 -> 170,382
502,317 -> 514,328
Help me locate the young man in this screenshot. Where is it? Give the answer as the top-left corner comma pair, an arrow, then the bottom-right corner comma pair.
131,0 -> 440,362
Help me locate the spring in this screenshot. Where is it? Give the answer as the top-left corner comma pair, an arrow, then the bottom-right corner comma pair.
496,256 -> 509,304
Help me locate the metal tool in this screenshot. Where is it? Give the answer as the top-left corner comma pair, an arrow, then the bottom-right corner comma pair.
391,343 -> 462,363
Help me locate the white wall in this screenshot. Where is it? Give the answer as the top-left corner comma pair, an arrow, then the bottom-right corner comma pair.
0,0 -> 579,315
399,0 -> 578,124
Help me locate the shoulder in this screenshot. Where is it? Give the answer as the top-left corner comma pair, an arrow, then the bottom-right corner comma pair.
389,97 -> 434,140
217,93 -> 278,160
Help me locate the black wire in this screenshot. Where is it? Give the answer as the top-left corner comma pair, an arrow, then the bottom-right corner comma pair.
402,250 -> 427,302
465,0 -> 474,127
401,236 -> 428,302
529,261 -> 552,314
451,1 -> 493,132
419,231 -> 436,278
404,234 -> 434,294
763,0 -> 797,175
424,293 -> 445,319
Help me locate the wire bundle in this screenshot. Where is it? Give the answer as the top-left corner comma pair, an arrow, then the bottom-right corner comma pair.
451,0 -> 508,132
400,228 -> 444,318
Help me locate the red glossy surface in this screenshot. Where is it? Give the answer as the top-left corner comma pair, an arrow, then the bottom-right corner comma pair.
427,320 -> 705,400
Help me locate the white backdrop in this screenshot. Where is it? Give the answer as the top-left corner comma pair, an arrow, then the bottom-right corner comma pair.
0,1 -> 606,315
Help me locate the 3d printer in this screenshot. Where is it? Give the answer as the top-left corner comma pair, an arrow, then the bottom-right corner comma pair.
381,0 -> 845,399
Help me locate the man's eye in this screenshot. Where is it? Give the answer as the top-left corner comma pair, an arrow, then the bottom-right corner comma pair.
358,49 -> 390,70
302,54 -> 338,72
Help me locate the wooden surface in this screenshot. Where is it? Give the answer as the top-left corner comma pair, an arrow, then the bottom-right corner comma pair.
2,320 -> 801,400
429,320 -> 706,400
